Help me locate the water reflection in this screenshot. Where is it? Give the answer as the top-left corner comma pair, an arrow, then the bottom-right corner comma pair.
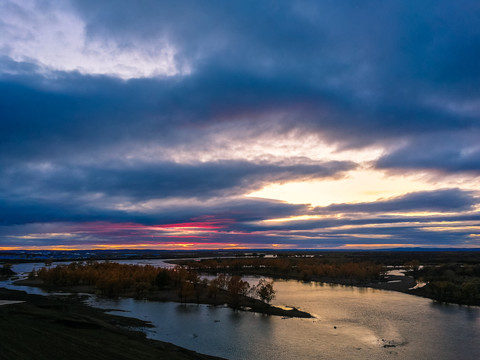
80,278 -> 480,360
2,260 -> 480,360
175,303 -> 202,314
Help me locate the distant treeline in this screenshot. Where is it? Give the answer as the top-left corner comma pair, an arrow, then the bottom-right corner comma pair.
256,251 -> 480,267
178,257 -> 385,282
33,262 -> 275,308
180,256 -> 480,306
412,263 -> 480,306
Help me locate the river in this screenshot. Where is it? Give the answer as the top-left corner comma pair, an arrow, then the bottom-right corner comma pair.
2,260 -> 480,359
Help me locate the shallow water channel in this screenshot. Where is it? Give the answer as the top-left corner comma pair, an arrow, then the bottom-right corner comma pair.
3,260 -> 480,359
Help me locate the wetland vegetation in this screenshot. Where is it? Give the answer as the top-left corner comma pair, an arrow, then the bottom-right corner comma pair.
1,250 -> 480,360
174,251 -> 480,306
23,261 -> 311,318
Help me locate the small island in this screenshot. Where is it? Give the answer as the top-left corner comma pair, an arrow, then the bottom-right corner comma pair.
17,261 -> 312,318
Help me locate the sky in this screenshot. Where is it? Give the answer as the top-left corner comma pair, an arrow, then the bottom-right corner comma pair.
1,0 -> 480,250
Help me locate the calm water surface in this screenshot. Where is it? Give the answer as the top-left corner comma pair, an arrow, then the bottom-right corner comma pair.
3,260 -> 480,359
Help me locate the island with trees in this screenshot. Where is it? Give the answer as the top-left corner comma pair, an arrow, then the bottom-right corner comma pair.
19,261 -> 312,318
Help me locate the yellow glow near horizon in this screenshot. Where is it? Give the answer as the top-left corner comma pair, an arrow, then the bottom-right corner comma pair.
247,169 -> 479,207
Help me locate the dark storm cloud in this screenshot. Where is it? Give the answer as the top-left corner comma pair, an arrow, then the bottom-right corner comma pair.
2,0 -> 480,161
316,189 -> 478,214
1,159 -> 354,202
376,135 -> 480,173
71,0 -> 480,87
0,59 -> 337,162
0,195 -> 309,226
0,66 -> 174,162
0,154 -> 349,227
236,212 -> 480,234
67,0 -> 480,145
2,0 -> 480,248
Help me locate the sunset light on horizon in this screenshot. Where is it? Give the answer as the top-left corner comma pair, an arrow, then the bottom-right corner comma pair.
1,0 -> 480,251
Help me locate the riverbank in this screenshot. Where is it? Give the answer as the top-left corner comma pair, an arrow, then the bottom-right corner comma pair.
175,266 -> 436,303
168,254 -> 480,307
0,287 -> 226,360
13,278 -> 312,318
316,274 -> 418,293
170,264 -> 418,294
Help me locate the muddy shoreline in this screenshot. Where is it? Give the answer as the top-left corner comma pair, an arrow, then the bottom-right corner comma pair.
0,287 -> 226,360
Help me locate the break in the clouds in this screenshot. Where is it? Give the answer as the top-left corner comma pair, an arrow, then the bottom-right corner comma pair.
1,0 -> 480,249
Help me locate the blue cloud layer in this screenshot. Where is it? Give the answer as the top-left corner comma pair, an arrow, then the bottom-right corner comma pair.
1,0 -> 480,248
